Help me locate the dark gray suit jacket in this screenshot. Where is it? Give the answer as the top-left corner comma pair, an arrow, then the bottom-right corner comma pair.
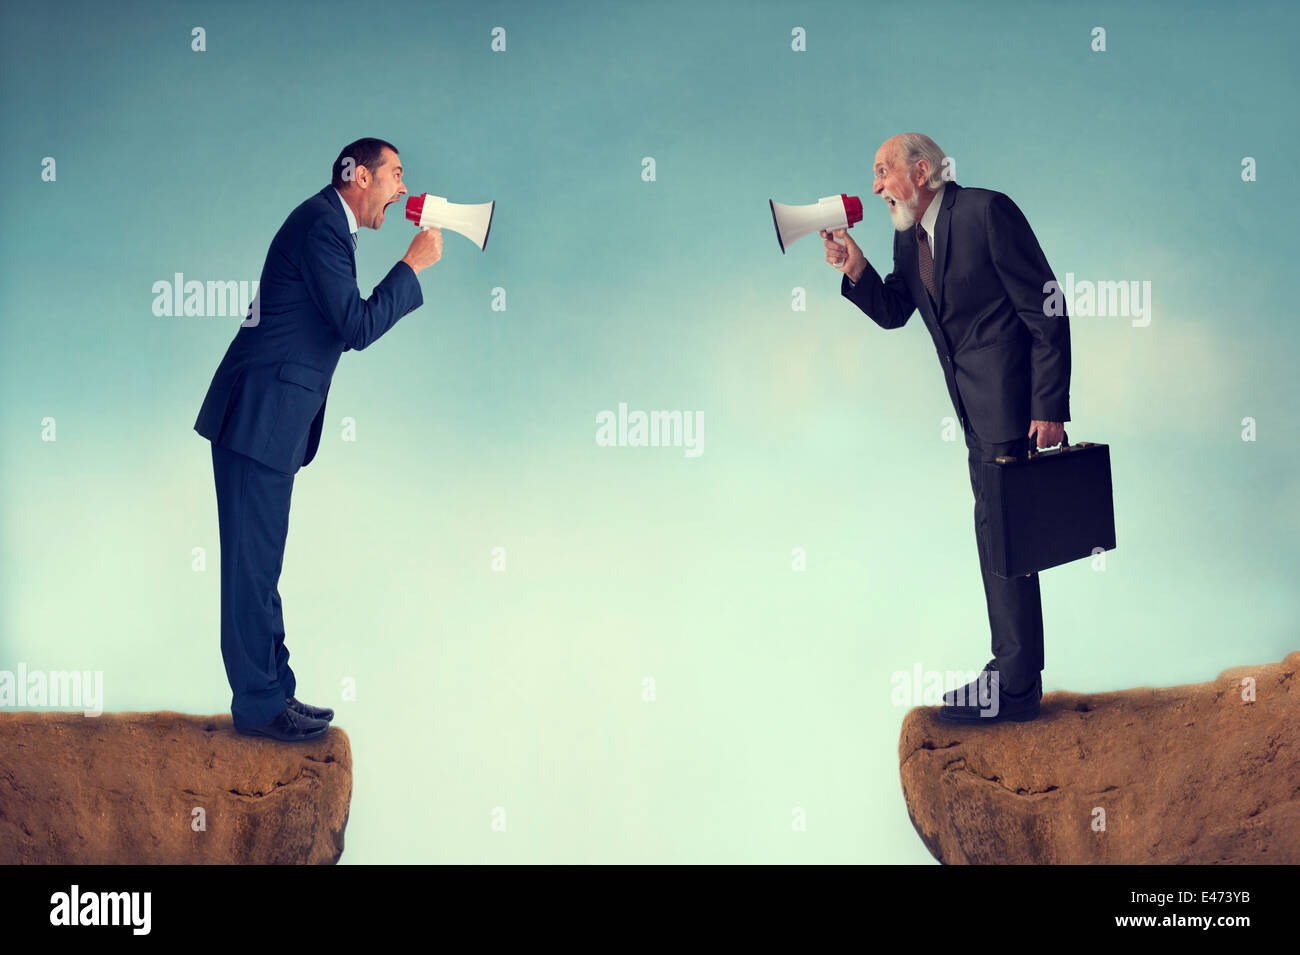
841,182 -> 1070,442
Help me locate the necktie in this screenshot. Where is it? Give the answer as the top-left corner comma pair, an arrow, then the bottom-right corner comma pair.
351,231 -> 358,251
916,222 -> 936,303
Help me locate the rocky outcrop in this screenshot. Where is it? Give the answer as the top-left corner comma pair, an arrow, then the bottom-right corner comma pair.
0,712 -> 351,864
900,652 -> 1299,864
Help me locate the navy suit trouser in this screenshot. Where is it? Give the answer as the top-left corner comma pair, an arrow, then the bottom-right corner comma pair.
963,426 -> 1044,698
210,442 -> 297,729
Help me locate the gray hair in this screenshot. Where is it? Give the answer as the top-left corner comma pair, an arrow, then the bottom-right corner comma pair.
895,132 -> 950,189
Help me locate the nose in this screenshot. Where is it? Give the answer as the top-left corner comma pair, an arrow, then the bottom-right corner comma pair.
873,181 -> 883,195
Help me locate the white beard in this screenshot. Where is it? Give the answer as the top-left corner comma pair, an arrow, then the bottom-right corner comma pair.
886,190 -> 921,231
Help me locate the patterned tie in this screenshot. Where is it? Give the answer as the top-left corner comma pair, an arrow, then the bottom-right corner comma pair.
351,231 -> 358,251
916,222 -> 936,303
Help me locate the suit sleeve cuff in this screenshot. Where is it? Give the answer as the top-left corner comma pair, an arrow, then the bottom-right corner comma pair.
1030,406 -> 1070,423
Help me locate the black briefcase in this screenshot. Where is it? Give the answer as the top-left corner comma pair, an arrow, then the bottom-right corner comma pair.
982,431 -> 1116,579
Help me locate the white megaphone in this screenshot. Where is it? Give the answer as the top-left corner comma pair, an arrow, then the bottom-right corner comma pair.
769,193 -> 863,255
405,193 -> 495,251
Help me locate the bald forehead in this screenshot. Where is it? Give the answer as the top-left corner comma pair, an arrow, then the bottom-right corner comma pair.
875,138 -> 902,169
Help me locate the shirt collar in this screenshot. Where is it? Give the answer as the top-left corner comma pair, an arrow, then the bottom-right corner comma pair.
919,182 -> 945,239
333,187 -> 358,241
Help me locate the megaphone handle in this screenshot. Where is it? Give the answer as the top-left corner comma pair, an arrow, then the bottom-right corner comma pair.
825,231 -> 847,264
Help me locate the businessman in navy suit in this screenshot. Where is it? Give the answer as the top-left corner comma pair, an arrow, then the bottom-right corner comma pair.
823,133 -> 1072,724
195,138 -> 443,741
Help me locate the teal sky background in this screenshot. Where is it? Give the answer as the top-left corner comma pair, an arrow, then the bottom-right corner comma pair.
2,0 -> 1297,863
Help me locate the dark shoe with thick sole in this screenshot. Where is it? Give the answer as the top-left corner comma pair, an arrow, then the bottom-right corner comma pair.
286,695 -> 334,722
943,659 -> 998,706
236,707 -> 329,742
937,686 -> 1041,724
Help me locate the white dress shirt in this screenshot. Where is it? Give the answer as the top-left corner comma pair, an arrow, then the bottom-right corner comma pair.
333,187 -> 359,245
917,182 -> 945,257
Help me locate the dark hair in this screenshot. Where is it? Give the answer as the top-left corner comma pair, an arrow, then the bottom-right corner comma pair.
332,138 -> 398,189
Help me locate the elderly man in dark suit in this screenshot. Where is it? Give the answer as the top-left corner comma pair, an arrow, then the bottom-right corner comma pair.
195,138 -> 443,741
823,132 -> 1071,724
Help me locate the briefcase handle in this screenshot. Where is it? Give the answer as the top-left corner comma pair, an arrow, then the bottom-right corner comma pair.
996,429 -> 1075,464
1028,428 -> 1068,460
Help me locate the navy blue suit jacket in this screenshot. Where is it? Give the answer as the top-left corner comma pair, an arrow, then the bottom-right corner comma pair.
841,183 -> 1070,443
194,186 -> 423,474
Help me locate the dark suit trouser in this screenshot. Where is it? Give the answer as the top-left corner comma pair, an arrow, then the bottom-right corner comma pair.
211,442 -> 297,729
963,426 -> 1044,698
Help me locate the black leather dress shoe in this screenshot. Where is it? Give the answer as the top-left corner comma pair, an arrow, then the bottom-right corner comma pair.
943,659 -> 998,706
937,685 -> 1041,724
286,696 -> 334,722
237,707 -> 329,742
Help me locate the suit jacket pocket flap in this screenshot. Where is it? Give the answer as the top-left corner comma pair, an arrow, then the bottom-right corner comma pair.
966,333 -> 1021,353
278,361 -> 324,391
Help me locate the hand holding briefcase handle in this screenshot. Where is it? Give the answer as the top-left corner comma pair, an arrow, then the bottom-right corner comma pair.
994,430 -> 1103,465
